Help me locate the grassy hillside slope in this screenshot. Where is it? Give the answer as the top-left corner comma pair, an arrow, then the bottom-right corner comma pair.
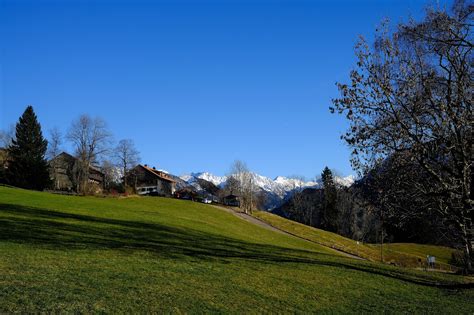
253,211 -> 459,269
1,186 -> 473,313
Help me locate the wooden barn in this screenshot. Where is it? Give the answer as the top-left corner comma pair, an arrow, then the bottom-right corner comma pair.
126,164 -> 176,197
49,152 -> 104,193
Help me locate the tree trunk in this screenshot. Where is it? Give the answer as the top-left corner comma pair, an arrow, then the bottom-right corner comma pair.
461,217 -> 473,272
123,165 -> 127,187
380,227 -> 384,263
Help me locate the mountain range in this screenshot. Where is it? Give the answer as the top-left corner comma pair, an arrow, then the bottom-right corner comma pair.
174,171 -> 355,210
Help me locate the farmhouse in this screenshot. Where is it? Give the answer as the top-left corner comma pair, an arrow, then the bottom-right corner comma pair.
223,194 -> 240,207
174,187 -> 199,200
49,152 -> 105,192
126,164 -> 176,197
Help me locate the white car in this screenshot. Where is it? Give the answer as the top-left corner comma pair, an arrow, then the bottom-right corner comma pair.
202,198 -> 212,204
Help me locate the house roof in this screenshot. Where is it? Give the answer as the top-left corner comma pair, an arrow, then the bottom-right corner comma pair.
140,164 -> 176,183
224,194 -> 239,199
50,152 -> 105,175
52,151 -> 75,162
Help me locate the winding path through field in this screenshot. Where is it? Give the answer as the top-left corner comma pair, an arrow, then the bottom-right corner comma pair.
212,205 -> 364,260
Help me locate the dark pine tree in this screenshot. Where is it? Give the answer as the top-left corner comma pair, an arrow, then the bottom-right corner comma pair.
321,167 -> 338,232
6,106 -> 50,190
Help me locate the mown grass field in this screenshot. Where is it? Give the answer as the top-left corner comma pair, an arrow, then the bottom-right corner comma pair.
1,186 -> 473,313
253,210 -> 459,269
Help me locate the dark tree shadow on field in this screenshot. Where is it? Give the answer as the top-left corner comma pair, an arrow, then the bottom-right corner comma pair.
0,203 -> 471,289
0,203 -> 327,261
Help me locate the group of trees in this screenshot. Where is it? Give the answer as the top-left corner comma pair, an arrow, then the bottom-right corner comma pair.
279,167 -> 349,235
224,160 -> 256,214
331,1 -> 472,271
278,1 -> 472,271
1,106 -> 141,194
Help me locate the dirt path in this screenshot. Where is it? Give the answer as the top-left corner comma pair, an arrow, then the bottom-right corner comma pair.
214,205 -> 287,234
213,205 -> 364,260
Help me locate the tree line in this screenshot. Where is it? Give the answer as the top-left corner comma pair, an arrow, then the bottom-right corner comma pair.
0,106 -> 141,194
278,167 -> 355,237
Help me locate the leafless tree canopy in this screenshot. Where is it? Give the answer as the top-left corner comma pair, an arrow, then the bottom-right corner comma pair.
47,127 -> 63,189
101,159 -> 117,190
331,1 -> 473,270
47,127 -> 63,160
114,139 -> 140,187
0,125 -> 15,148
229,160 -> 255,214
67,114 -> 112,193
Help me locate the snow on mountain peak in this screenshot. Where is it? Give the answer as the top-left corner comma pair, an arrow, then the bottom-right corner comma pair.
274,176 -> 319,189
180,172 -> 320,198
194,172 -> 228,186
181,171 -> 354,191
334,174 -> 355,187
178,170 -> 355,209
179,172 -> 227,187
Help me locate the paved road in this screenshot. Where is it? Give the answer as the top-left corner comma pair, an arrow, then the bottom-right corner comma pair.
213,205 -> 364,260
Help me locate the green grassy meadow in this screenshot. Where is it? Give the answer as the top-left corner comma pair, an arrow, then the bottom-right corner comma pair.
253,210 -> 459,269
1,186 -> 473,313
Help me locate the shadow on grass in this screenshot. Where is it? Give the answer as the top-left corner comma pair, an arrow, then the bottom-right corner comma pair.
0,203 -> 330,262
0,203 -> 471,289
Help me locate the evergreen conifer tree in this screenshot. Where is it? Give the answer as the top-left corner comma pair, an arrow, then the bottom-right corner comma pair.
6,106 -> 51,190
321,167 -> 338,232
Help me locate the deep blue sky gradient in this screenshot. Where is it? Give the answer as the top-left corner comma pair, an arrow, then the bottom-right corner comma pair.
0,0 -> 450,179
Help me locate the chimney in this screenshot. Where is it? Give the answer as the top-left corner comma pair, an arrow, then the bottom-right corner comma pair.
153,166 -> 156,170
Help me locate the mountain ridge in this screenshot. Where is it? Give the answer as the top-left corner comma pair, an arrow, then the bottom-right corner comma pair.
178,171 -> 355,210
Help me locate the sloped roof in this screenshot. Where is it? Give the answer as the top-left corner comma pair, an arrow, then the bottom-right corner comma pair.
50,152 -> 104,175
224,194 -> 239,199
140,164 -> 176,183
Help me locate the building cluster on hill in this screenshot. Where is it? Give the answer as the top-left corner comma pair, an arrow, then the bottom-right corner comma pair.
0,106 -> 240,206
2,146 -> 242,205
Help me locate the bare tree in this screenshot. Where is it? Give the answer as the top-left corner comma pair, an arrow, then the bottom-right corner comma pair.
114,139 -> 140,187
47,127 -> 63,160
47,127 -> 63,189
223,176 -> 240,196
331,2 -> 473,270
0,124 -> 15,148
101,159 -> 117,191
229,160 -> 255,214
67,114 -> 112,194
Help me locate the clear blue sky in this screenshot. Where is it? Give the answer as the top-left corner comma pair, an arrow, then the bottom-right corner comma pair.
0,0 -> 450,179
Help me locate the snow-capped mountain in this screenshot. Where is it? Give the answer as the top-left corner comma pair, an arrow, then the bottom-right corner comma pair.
274,176 -> 319,195
181,172 -> 227,187
335,174 -> 355,187
179,171 -> 355,210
